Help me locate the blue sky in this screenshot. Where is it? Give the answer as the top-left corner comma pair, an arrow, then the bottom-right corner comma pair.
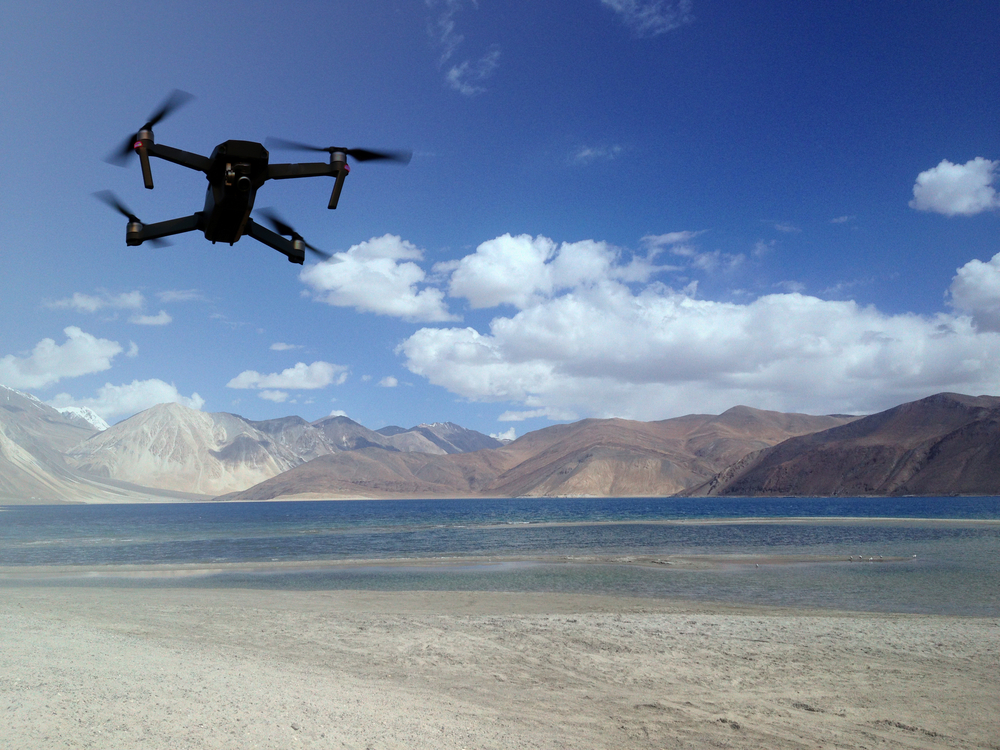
1,1 -> 999,438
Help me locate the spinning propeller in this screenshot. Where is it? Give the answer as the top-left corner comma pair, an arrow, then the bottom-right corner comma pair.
107,90 -> 195,166
264,137 -> 412,164
265,138 -> 410,209
256,208 -> 334,261
93,190 -> 170,247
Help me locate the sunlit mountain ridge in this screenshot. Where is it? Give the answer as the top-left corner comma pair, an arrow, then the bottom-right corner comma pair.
5,385 -> 999,503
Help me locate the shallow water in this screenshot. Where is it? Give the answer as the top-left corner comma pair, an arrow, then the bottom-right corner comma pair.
2,497 -> 998,615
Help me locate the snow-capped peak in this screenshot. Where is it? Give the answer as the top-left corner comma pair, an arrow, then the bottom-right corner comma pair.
56,406 -> 110,432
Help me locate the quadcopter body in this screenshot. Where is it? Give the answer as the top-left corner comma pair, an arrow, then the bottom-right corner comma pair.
102,92 -> 409,264
199,139 -> 272,245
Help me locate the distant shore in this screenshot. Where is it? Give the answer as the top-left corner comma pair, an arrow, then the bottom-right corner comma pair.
2,585 -> 996,749
8,490 -> 1000,506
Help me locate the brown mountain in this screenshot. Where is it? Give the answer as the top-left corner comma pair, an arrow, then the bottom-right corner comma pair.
216,447 -> 512,501
690,392 -> 1000,496
9,386 -> 1000,503
219,407 -> 856,501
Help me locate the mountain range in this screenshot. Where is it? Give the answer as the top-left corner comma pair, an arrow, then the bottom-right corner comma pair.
3,383 -> 999,503
688,392 -> 1000,497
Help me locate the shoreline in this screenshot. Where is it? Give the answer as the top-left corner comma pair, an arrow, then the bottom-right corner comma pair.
0,550 -> 921,580
469,515 -> 1000,527
2,585 -> 997,749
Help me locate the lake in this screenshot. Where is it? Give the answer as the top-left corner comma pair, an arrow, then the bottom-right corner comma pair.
2,496 -> 998,616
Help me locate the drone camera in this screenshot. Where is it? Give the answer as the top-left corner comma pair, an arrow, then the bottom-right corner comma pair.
225,162 -> 253,192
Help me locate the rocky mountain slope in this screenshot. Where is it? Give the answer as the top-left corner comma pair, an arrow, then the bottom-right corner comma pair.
219,407 -> 856,501
377,422 -> 502,454
0,390 -> 505,501
67,404 -> 305,496
689,392 -> 1000,496
6,384 -> 1000,503
0,385 -> 197,503
67,405 -> 504,496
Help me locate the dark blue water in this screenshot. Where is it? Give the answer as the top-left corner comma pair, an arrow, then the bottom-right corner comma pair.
2,497 -> 998,615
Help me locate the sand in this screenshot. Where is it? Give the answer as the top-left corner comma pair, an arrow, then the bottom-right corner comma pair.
1,585 -> 997,750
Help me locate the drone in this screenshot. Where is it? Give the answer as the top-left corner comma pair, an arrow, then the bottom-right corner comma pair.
99,91 -> 410,264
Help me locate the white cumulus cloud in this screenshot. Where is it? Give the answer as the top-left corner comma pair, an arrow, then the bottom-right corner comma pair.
226,361 -> 348,390
47,380 -> 205,422
948,252 -> 1000,332
449,234 -> 557,309
0,327 -> 123,390
910,157 -> 1000,216
399,275 -> 1000,420
448,233 -> 661,310
300,235 -> 457,322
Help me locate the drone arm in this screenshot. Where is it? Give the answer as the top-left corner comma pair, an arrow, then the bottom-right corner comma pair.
267,160 -> 350,209
128,213 -> 204,246
145,143 -> 213,174
265,162 -> 338,180
244,218 -> 305,264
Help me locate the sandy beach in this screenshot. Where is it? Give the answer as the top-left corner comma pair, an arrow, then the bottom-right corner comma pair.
1,585 -> 997,749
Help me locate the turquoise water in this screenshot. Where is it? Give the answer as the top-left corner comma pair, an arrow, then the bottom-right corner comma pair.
1,497 -> 998,616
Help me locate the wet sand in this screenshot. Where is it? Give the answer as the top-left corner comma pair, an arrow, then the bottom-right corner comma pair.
2,585 -> 998,749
